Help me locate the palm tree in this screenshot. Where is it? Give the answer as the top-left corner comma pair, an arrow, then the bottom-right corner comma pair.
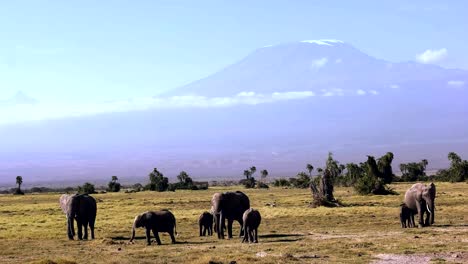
250,166 -> 257,177
306,164 -> 314,177
260,169 -> 268,180
16,176 -> 23,190
421,159 -> 428,169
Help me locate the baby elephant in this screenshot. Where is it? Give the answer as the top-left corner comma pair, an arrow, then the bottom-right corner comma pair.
242,208 -> 261,243
400,203 -> 415,228
199,211 -> 214,236
129,210 -> 177,245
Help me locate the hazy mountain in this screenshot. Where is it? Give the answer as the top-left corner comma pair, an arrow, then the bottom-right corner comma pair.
1,40 -> 467,185
0,91 -> 38,106
170,39 -> 467,96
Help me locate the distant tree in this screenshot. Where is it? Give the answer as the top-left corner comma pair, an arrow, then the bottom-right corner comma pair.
273,178 -> 290,187
443,152 -> 468,182
177,171 -> 193,186
260,169 -> 268,181
16,176 -> 23,190
310,153 -> 341,207
78,182 -> 96,194
342,163 -> 364,187
353,155 -> 394,195
378,152 -> 395,184
250,166 -> 257,177
241,167 -> 256,188
107,175 -> 121,192
15,176 -> 24,195
317,168 -> 323,174
306,164 -> 314,177
146,168 -> 169,192
399,160 -> 428,182
291,172 -> 310,188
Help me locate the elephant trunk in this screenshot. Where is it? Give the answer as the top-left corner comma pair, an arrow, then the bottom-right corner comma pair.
428,200 -> 435,225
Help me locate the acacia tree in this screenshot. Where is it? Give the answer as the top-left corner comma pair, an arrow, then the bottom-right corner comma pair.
107,175 -> 121,192
147,168 -> 169,192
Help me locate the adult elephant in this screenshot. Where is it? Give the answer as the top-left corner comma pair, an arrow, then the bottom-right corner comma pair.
211,191 -> 250,239
404,183 -> 436,228
60,194 -> 97,240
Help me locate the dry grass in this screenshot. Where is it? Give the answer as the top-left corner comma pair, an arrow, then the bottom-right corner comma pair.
0,182 -> 467,263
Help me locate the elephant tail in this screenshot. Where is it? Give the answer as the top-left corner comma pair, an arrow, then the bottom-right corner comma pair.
174,221 -> 178,237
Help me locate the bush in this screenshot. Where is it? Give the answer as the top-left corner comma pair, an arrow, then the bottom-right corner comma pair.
273,178 -> 290,187
14,188 -> 24,195
78,182 -> 96,194
107,182 -> 121,192
239,178 -> 256,188
256,182 -> 269,189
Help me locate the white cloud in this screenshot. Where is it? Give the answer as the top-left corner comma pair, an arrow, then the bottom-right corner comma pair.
322,88 -> 344,97
311,57 -> 328,69
389,84 -> 400,89
447,80 -> 465,87
0,91 -> 317,125
356,89 -> 366,95
369,90 -> 379,95
416,48 -> 448,64
335,58 -> 342,64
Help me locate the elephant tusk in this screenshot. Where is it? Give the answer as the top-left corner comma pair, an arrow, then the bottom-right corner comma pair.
426,204 -> 432,215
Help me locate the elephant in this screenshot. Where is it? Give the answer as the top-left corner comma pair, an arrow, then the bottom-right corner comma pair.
59,194 -> 97,240
211,191 -> 250,239
129,210 -> 177,245
404,182 -> 436,228
199,211 -> 214,236
399,203 -> 415,228
242,208 -> 261,243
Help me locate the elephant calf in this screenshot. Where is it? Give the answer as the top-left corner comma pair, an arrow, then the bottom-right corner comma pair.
400,203 -> 415,228
129,210 -> 177,245
199,211 -> 214,236
242,208 -> 261,243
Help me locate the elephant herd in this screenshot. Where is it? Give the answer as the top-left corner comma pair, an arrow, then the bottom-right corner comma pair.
400,183 -> 436,228
58,183 -> 437,245
59,191 -> 262,245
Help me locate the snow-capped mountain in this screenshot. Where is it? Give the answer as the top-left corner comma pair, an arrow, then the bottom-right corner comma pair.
169,39 -> 467,96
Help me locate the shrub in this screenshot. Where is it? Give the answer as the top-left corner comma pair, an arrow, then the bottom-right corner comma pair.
78,182 -> 96,194
273,178 -> 290,187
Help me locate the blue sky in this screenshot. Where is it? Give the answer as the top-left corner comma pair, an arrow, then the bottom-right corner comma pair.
0,0 -> 467,105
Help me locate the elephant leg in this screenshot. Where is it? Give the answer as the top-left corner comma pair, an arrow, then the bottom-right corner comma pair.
410,213 -> 415,228
249,228 -> 254,243
254,228 -> 258,243
77,221 -> 83,240
227,219 -> 234,239
424,211 -> 431,226
242,226 -> 248,243
145,227 -> 152,245
416,202 -> 424,228
218,214 -> 225,239
238,219 -> 244,237
83,222 -> 89,240
89,219 -> 95,239
153,230 -> 162,245
67,217 -> 74,240
199,224 -> 203,236
169,231 -> 176,244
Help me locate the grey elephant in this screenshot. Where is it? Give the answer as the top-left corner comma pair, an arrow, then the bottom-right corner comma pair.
399,203 -> 414,228
59,194 -> 97,240
242,208 -> 261,243
199,211 -> 214,236
129,210 -> 177,245
211,191 -> 250,239
404,182 -> 436,228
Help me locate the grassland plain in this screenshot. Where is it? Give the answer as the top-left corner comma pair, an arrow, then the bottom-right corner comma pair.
0,182 -> 467,264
